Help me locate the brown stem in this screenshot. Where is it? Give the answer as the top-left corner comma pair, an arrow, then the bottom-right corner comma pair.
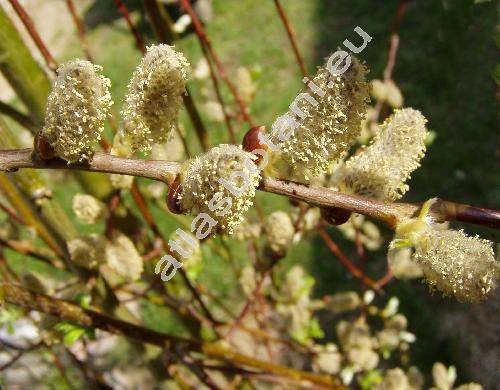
64,0 -> 93,62
1,148 -> 499,230
113,0 -> 146,54
273,0 -> 308,78
179,0 -> 253,126
7,0 -> 58,72
0,282 -> 343,388
318,227 -> 383,293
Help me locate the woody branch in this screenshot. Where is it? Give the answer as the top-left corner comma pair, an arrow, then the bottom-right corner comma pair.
0,148 -> 498,229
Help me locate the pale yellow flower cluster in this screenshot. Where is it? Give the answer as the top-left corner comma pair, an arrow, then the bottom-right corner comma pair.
336,108 -> 428,201
120,44 -> 189,153
41,60 -> 112,163
177,145 -> 260,234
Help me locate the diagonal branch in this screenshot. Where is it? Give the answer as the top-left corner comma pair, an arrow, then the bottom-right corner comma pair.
0,148 -> 499,230
0,281 -> 343,388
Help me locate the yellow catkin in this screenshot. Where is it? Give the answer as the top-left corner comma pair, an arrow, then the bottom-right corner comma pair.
41,60 -> 112,163
412,229 -> 498,302
271,57 -> 370,180
120,44 -> 189,154
336,108 -> 428,201
177,145 -> 260,234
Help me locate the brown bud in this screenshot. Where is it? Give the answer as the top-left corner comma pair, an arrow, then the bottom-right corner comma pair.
34,132 -> 55,160
242,125 -> 267,164
167,176 -> 184,214
321,207 -> 351,225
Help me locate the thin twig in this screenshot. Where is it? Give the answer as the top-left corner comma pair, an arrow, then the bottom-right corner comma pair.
7,0 -> 57,71
179,0 -> 253,125
64,0 -> 93,62
273,0 -> 308,77
318,226 -> 383,293
113,0 -> 146,54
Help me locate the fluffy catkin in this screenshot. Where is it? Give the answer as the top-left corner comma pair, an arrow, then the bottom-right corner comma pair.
177,145 -> 260,234
271,57 -> 370,180
336,108 -> 428,201
411,229 -> 498,302
41,60 -> 112,163
120,44 -> 189,153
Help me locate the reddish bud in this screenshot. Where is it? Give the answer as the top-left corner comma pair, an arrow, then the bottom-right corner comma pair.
34,132 -> 55,160
167,176 -> 184,214
242,125 -> 267,164
321,207 -> 352,226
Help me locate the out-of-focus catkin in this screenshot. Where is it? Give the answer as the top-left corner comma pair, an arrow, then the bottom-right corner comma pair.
271,57 -> 370,180
265,211 -> 295,255
336,108 -> 428,201
120,44 -> 189,154
177,145 -> 260,234
41,60 -> 112,163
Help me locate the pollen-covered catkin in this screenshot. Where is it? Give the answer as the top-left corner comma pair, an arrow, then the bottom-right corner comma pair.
335,108 -> 428,201
271,56 -> 370,180
177,145 -> 260,234
120,44 -> 189,153
410,228 -> 498,302
41,60 -> 112,163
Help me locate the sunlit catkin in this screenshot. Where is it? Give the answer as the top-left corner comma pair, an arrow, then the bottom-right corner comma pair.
336,108 -> 428,201
41,60 -> 112,163
177,145 -> 260,234
391,200 -> 499,302
270,57 -> 370,180
120,44 -> 189,153
411,228 -> 497,302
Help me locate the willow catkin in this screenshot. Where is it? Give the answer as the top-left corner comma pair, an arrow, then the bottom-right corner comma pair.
411,228 -> 498,302
72,193 -> 106,224
270,56 -> 370,180
390,200 -> 499,302
336,108 -> 428,201
120,44 -> 189,153
177,145 -> 260,234
41,60 -> 112,163
265,211 -> 295,255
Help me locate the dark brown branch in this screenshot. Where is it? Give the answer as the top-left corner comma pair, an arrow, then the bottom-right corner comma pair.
0,148 -> 498,230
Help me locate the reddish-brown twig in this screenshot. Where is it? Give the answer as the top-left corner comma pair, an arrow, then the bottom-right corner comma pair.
375,271 -> 393,289
200,42 -> 237,143
7,0 -> 57,71
0,200 -> 25,225
273,0 -> 308,78
374,0 -> 407,122
64,0 -> 93,61
179,0 -> 253,125
113,0 -> 146,54
318,226 -> 383,293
